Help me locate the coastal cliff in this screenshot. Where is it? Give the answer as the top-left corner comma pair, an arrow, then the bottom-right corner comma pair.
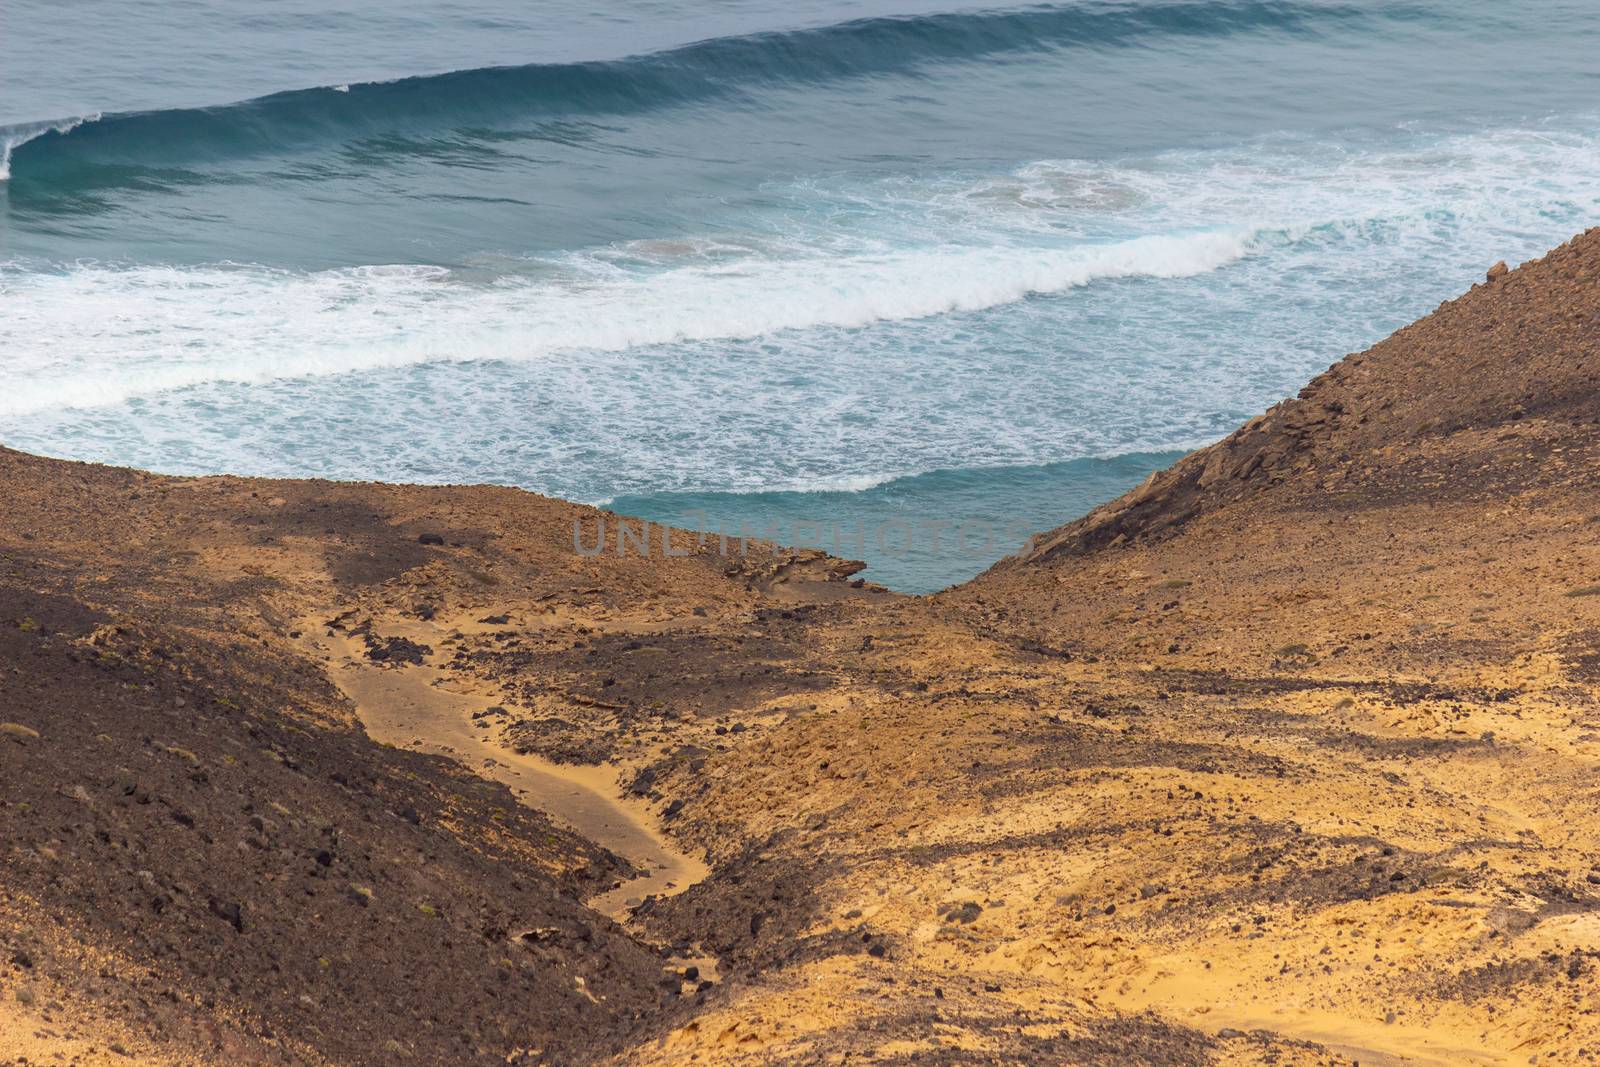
6,230 -> 1600,1065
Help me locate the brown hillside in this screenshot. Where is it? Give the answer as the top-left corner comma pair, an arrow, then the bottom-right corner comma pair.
7,230 -> 1600,1066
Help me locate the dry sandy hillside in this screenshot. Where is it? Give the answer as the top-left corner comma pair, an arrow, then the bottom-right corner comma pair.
6,229 -> 1600,1065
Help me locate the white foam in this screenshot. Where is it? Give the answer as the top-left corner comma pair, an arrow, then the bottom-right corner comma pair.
614,470 -> 913,501
0,228 -> 1255,417
5,118 -> 1599,475
888,123 -> 1600,250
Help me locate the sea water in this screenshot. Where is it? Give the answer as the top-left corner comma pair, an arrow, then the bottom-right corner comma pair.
3,0 -> 1597,590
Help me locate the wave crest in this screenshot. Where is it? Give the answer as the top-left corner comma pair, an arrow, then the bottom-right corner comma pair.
0,0 -> 1378,181
0,116 -> 99,181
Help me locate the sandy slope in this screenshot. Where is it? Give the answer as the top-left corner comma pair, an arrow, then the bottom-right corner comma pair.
306,614 -> 709,922
6,230 -> 1600,1064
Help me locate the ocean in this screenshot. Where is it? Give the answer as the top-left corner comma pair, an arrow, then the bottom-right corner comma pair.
3,0 -> 1596,591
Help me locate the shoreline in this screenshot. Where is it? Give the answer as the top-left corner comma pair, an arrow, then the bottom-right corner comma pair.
0,437 -> 1187,595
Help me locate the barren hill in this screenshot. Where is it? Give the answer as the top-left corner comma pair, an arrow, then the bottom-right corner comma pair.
6,230 -> 1600,1065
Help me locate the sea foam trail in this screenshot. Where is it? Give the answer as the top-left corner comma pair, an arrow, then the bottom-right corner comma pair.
0,0 -> 1382,181
0,229 -> 1254,416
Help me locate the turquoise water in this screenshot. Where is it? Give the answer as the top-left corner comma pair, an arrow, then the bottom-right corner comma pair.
3,1 -> 1598,591
611,452 -> 1183,592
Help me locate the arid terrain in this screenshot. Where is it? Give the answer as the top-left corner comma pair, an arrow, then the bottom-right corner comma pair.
6,229 -> 1600,1065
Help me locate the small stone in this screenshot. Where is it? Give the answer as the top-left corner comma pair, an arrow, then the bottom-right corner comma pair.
208,899 -> 243,932
1486,260 -> 1509,280
948,902 -> 982,924
15,986 -> 36,1006
417,533 -> 445,546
